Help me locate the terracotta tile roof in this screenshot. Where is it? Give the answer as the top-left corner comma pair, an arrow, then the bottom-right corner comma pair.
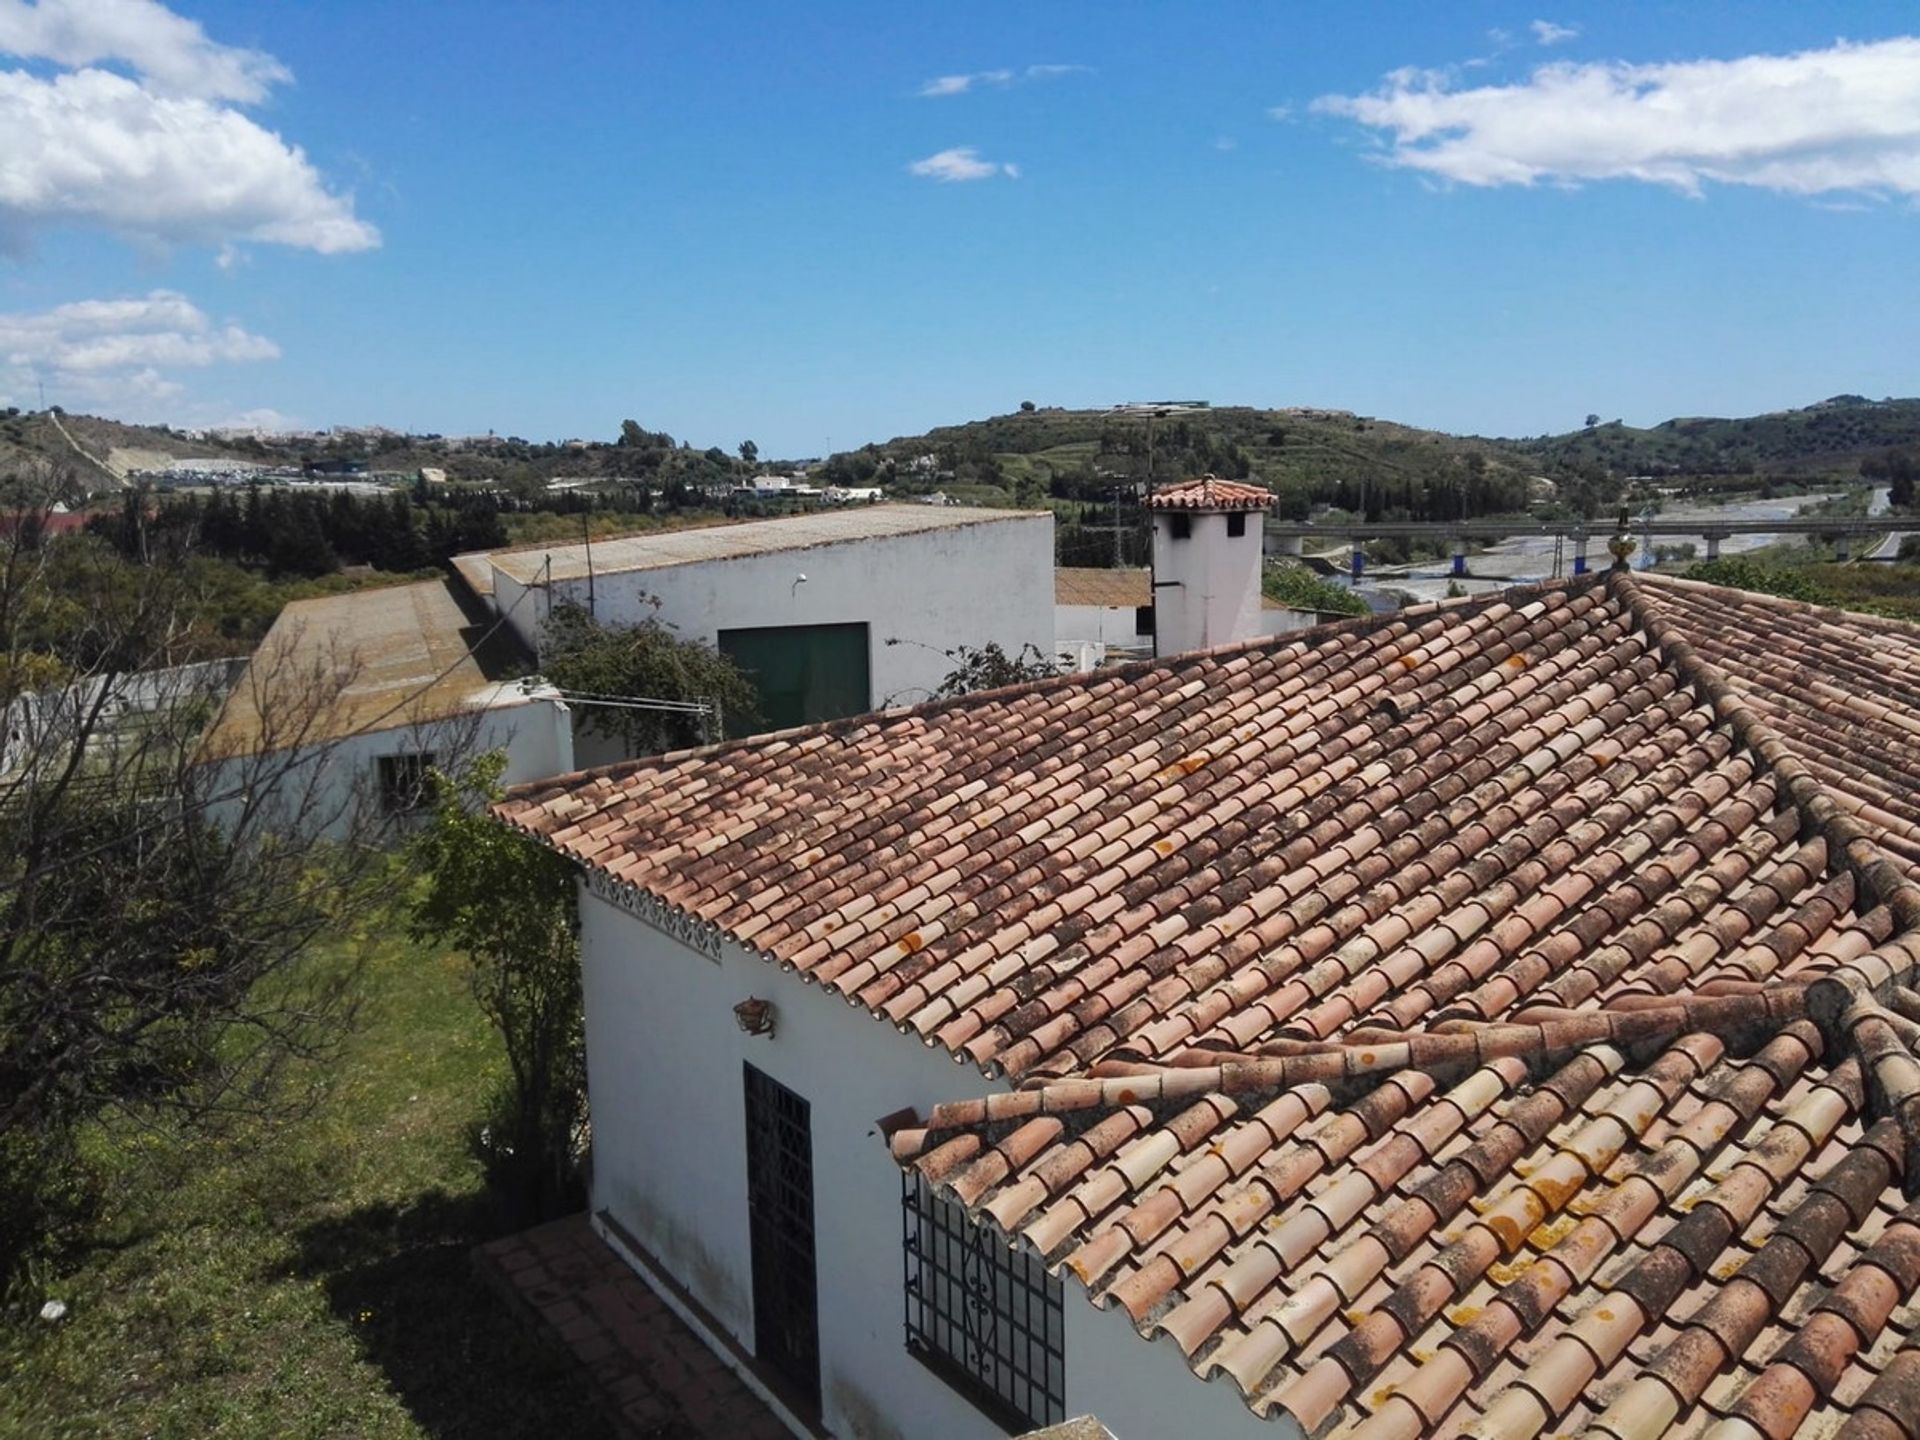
498,570 -> 1920,1437
1146,476 -> 1275,511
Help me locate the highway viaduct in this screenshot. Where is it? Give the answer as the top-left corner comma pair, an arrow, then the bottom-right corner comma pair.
1264,516 -> 1920,578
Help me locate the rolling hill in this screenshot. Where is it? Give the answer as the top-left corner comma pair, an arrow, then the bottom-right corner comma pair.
1503,395 -> 1920,478
6,394 -> 1917,516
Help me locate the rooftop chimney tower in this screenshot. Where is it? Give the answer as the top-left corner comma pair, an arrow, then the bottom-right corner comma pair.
1147,476 -> 1276,658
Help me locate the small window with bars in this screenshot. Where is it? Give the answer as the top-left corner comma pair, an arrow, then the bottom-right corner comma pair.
376,751 -> 435,814
903,1171 -> 1065,1431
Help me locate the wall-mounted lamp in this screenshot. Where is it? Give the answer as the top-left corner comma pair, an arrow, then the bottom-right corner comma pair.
791,573 -> 809,598
733,996 -> 776,1038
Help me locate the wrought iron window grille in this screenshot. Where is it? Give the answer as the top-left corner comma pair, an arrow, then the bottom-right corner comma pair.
902,1171 -> 1064,1431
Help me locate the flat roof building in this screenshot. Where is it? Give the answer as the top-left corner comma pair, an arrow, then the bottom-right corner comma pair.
458,505 -> 1054,762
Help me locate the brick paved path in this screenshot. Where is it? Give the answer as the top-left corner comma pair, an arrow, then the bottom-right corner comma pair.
475,1214 -> 789,1440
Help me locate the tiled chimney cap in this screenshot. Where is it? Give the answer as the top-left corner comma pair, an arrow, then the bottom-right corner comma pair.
1146,475 -> 1275,512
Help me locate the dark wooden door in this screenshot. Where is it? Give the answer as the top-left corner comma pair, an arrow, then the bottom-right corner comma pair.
743,1063 -> 820,1414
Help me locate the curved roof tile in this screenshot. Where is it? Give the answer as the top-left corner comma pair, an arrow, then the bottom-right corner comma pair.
496,570 -> 1920,1437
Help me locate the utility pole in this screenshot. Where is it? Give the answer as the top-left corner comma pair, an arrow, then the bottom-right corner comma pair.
582,511 -> 596,617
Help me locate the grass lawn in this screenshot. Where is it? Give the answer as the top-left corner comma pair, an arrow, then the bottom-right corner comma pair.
0,904 -> 613,1440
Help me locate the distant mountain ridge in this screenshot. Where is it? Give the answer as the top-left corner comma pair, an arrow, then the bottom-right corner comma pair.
5,395 -> 1916,508
814,395 -> 1920,520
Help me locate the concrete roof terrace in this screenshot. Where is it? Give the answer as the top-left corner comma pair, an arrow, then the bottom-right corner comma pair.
480,504 -> 1049,586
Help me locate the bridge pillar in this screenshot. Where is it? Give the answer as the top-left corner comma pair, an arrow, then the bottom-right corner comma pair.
1837,534 -> 1851,561
1451,539 -> 1467,577
1572,536 -> 1588,576
1704,532 -> 1722,561
1351,546 -> 1365,581
1271,533 -> 1303,558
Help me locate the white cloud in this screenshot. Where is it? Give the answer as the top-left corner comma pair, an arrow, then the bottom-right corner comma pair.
919,69 -> 1011,98
907,147 -> 1019,182
0,66 -> 377,253
917,63 -> 1086,97
208,406 -> 300,435
0,290 -> 278,414
1314,37 -> 1920,201
0,0 -> 287,101
1530,19 -> 1579,46
0,1 -> 376,255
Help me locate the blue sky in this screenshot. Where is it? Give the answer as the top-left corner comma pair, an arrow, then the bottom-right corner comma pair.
1,1 -> 1917,455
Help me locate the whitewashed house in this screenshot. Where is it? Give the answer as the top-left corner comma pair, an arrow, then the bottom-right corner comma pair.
202,577 -> 572,839
456,505 -> 1053,766
494,570 -> 1920,1440
499,741 -> 1274,1440
1052,568 -> 1157,671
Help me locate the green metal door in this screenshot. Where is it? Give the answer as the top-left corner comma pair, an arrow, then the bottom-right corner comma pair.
717,622 -> 871,736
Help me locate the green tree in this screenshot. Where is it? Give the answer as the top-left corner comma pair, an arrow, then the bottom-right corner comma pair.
539,602 -> 759,755
1262,561 -> 1368,615
738,439 -> 758,466
410,753 -> 584,1226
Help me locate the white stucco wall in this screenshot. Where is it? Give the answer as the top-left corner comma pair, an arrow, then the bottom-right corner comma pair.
1054,604 -> 1152,673
1260,608 -> 1323,638
1066,1298 -> 1282,1440
580,888 -> 1286,1440
581,891 -> 1042,1440
501,516 -> 1054,712
1151,512 -> 1265,658
208,695 -> 573,842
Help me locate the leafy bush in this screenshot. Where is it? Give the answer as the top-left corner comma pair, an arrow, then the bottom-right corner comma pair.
1683,557 -> 1834,604
410,755 -> 585,1228
1262,562 -> 1368,616
539,601 -> 759,754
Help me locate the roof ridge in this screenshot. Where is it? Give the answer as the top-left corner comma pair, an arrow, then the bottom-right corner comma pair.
890,989 -> 1813,1163
1635,567 -> 1920,637
1610,570 -> 1920,1028
501,572 -> 1596,806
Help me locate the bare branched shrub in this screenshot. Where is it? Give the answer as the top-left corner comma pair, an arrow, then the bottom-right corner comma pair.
0,478 -> 471,1294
